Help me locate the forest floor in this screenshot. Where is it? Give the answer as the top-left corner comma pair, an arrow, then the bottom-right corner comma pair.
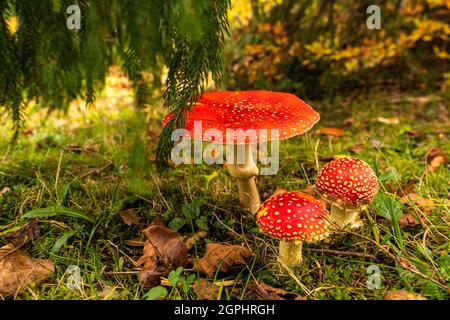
0,71 -> 449,300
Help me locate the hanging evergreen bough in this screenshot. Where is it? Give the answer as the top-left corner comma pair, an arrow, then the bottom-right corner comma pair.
0,0 -> 231,166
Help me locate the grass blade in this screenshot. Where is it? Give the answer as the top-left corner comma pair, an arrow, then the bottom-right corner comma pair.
51,231 -> 77,253
22,206 -> 93,223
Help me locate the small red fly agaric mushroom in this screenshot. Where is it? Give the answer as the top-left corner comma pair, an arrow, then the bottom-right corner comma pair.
315,157 -> 379,229
163,91 -> 320,214
256,190 -> 330,267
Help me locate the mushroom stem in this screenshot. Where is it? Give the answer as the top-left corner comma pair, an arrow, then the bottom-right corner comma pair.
227,144 -> 261,214
330,205 -> 361,229
279,241 -> 303,267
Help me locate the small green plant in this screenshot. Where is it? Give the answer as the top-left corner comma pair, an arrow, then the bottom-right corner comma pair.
168,267 -> 196,294
371,193 -> 405,249
143,286 -> 168,300
168,198 -> 210,232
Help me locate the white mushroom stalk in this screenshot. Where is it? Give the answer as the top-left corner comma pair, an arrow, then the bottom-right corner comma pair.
279,240 -> 303,267
315,157 -> 379,230
227,144 -> 260,214
329,205 -> 361,229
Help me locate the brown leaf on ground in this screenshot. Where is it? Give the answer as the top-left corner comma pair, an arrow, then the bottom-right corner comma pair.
137,223 -> 190,288
318,127 -> 345,137
98,285 -> 120,300
193,279 -> 221,300
397,214 -> 422,228
401,193 -> 434,214
196,243 -> 253,277
375,117 -> 400,124
0,186 -> 11,195
119,209 -> 142,227
247,281 -> 306,300
0,244 -> 54,295
398,193 -> 434,227
85,144 -> 100,153
342,117 -> 354,126
425,147 -> 448,173
384,290 -> 427,300
123,238 -> 145,247
136,241 -> 166,288
3,221 -> 41,247
185,231 -> 208,250
395,180 -> 416,197
405,130 -> 421,138
141,223 -> 189,268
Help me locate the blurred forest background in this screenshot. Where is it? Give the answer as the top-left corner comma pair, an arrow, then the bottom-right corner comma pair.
1,0 -> 449,140
226,0 -> 449,98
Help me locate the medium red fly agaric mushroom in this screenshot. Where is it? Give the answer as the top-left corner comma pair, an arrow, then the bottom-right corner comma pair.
256,190 -> 330,267
163,91 -> 320,214
315,157 -> 379,229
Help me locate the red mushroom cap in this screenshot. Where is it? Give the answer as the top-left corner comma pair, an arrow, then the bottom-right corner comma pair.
315,157 -> 379,207
256,191 -> 330,242
162,90 -> 320,144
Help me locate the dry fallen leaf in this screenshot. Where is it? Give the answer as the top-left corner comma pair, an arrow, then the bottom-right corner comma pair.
318,127 -> 345,137
428,156 -> 447,172
384,290 -> 427,300
119,209 -> 142,227
395,180 -> 417,197
98,285 -> 119,300
247,281 -> 306,300
425,147 -> 448,173
123,238 -> 145,247
137,222 -> 190,288
342,117 -> 354,126
196,243 -> 253,277
397,214 -> 422,228
136,240 -> 167,288
0,187 -> 11,195
401,193 -> 434,214
193,278 -> 221,300
3,220 -> 41,247
375,117 -> 400,124
405,130 -> 421,137
398,193 -> 434,227
0,244 -> 54,295
141,223 -> 189,268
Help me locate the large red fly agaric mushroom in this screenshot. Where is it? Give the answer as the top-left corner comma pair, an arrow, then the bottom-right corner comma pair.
163,91 -> 320,214
256,190 -> 330,267
315,157 -> 379,229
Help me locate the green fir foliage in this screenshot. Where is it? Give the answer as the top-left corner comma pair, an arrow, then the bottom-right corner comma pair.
0,0 -> 231,164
